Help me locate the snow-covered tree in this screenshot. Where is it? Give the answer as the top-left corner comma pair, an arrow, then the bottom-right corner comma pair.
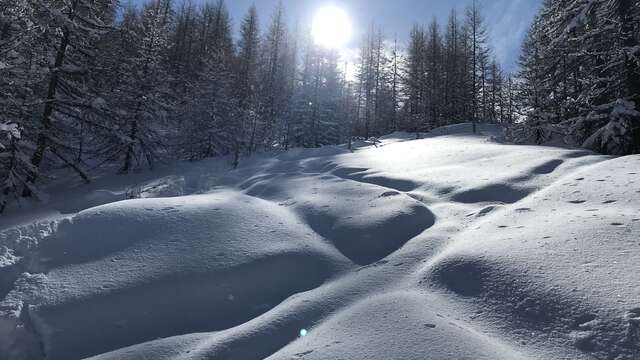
464,0 -> 490,133
175,0 -> 237,162
0,0 -> 39,207
102,0 -> 174,174
257,2 -> 290,151
0,123 -> 35,213
512,0 -> 640,154
425,17 -> 443,129
17,0 -> 117,196
234,4 -> 260,161
402,25 -> 427,134
442,9 -> 467,124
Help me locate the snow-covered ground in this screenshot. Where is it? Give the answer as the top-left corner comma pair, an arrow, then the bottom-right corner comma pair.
1,124 -> 638,360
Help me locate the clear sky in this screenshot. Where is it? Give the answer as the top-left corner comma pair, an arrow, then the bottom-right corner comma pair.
224,0 -> 542,73
133,0 -> 542,73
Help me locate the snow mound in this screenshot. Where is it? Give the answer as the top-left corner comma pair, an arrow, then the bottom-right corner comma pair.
242,173 -> 434,265
0,125 -> 638,360
421,156 -> 640,359
1,193 -> 350,360
268,291 -> 529,360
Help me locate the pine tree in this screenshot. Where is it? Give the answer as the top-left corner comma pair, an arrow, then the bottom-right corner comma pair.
19,0 -> 118,196
579,0 -> 640,154
389,36 -> 401,132
511,15 -> 556,144
425,17 -> 443,129
403,25 -> 427,134
104,0 -> 175,174
464,0 -> 489,133
176,0 -> 237,162
486,59 -> 503,123
280,22 -> 300,150
0,123 -> 34,213
235,4 -> 260,162
171,0 -> 198,76
443,9 -> 461,124
0,0 -> 39,208
258,1 -> 289,151
513,0 -> 640,154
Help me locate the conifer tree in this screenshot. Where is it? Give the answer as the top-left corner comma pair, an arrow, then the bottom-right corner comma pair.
464,0 -> 489,133
235,4 -> 260,161
19,0 -> 117,195
108,0 -> 174,174
513,0 -> 640,154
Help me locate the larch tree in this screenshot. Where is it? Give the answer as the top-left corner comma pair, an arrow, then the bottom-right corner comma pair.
235,4 -> 260,162
425,17 -> 443,129
403,25 -> 427,134
512,0 -> 640,155
464,0 -> 489,133
110,0 -> 174,174
258,2 -> 289,151
20,0 -> 118,196
0,0 -> 38,210
176,0 -> 237,162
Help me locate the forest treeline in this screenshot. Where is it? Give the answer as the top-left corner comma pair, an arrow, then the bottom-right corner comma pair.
0,0 -> 638,212
513,0 -> 640,155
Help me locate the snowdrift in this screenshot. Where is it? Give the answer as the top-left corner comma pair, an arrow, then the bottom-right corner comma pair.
1,123 -> 638,360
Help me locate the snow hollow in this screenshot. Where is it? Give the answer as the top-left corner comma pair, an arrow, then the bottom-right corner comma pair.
1,124 -> 639,360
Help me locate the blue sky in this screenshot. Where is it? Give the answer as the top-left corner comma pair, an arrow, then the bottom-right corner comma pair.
224,0 -> 542,73
133,0 -> 542,73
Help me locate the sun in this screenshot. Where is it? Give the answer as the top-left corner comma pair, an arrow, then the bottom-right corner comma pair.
312,6 -> 352,49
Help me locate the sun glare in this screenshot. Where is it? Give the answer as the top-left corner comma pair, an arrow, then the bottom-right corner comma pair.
312,6 -> 352,49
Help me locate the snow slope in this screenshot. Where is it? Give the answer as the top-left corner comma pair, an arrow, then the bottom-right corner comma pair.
0,123 -> 638,360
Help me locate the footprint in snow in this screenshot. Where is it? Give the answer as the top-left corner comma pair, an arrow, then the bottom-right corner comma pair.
295,350 -> 314,357
476,206 -> 497,217
380,191 -> 401,198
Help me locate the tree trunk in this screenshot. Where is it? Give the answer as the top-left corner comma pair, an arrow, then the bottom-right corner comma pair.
120,117 -> 138,174
23,1 -> 77,197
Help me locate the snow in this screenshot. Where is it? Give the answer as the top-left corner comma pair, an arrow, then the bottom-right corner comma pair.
0,123 -> 638,360
0,123 -> 20,140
